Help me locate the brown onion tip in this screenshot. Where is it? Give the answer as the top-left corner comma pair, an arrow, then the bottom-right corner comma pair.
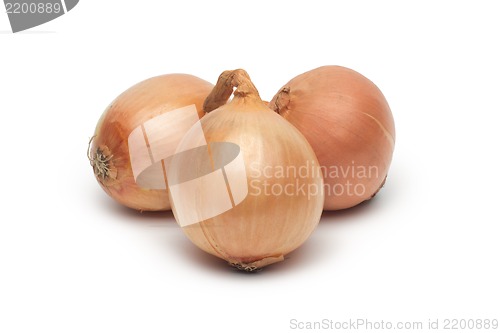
229,255 -> 285,272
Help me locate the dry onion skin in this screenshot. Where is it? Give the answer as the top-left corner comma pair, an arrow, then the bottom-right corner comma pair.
270,66 -> 395,210
89,74 -> 213,211
168,69 -> 324,270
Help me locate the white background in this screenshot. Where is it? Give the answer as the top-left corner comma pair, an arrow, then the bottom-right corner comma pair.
1,1 -> 499,332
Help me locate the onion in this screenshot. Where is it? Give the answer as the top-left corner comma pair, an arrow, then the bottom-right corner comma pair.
270,66 -> 395,210
167,69 -> 324,270
88,74 -> 213,211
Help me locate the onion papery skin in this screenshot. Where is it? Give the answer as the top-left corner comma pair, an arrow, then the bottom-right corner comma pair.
168,70 -> 324,270
270,66 -> 395,210
89,74 -> 213,211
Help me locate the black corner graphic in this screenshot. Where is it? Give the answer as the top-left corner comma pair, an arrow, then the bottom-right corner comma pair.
4,0 -> 79,33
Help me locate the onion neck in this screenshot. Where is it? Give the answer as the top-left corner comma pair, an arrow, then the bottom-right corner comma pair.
203,69 -> 264,113
269,86 -> 291,116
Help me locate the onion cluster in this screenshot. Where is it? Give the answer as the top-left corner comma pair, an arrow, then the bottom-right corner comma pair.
89,66 -> 395,270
